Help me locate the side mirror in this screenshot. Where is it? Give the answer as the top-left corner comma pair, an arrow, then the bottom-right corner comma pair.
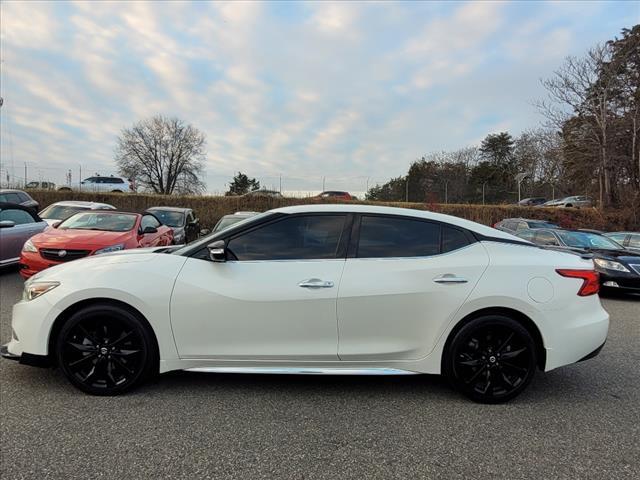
207,240 -> 226,262
142,226 -> 158,234
0,220 -> 16,229
200,228 -> 210,236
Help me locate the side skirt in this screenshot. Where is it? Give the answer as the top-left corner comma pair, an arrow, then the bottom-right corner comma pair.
184,367 -> 420,376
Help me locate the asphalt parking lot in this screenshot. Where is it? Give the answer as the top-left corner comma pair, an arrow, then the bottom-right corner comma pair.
0,268 -> 638,479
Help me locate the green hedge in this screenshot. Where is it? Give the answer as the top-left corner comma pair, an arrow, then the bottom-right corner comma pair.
27,190 -> 639,231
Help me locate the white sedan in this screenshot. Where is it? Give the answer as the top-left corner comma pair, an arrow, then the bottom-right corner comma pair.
1,205 -> 609,403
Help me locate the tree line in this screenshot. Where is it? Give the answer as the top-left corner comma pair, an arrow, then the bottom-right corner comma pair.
368,26 -> 639,207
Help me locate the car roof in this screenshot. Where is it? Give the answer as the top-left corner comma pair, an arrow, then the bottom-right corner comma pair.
272,204 -> 518,240
147,206 -> 190,213
49,201 -> 115,208
0,189 -> 25,193
501,218 -> 555,223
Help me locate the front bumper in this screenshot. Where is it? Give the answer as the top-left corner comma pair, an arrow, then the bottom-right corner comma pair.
1,343 -> 51,367
19,251 -> 63,279
598,271 -> 640,292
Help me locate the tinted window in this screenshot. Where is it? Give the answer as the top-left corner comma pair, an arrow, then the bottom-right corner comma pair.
141,215 -> 161,230
357,216 -> 440,258
527,221 -> 557,229
228,215 -> 345,261
107,177 -> 125,184
150,210 -> 184,227
536,231 -> 559,246
442,226 -> 470,253
0,208 -> 35,225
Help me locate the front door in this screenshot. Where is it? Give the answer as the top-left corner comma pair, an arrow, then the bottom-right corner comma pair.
170,214 -> 349,360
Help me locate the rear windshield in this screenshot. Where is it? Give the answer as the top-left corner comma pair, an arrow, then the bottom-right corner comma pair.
59,212 -> 137,232
527,221 -> 558,229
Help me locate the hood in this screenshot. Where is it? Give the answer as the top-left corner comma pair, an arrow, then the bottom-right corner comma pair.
31,228 -> 132,249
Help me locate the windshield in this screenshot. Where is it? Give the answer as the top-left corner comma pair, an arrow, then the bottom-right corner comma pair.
40,204 -> 89,220
58,212 -> 137,232
149,210 -> 184,227
556,231 -> 622,250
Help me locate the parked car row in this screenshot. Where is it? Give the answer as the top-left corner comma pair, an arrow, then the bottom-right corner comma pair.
494,217 -> 640,295
0,199 -> 214,279
516,196 -> 594,208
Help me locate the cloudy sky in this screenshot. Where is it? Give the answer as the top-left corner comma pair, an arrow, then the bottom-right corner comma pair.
0,1 -> 636,194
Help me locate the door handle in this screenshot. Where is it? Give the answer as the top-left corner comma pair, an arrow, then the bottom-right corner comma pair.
298,278 -> 334,289
433,274 -> 468,284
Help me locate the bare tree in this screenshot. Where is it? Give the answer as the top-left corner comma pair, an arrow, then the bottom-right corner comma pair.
115,115 -> 207,195
536,45 -> 622,206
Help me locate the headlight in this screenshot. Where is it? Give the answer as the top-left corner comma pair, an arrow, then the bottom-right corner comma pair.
94,244 -> 125,255
22,239 -> 37,253
23,281 -> 60,301
594,258 -> 630,273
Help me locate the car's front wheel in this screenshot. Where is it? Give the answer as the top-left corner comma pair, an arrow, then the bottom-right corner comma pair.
55,304 -> 156,395
443,315 -> 537,403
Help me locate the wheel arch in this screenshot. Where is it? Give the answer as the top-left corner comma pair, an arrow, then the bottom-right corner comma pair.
442,306 -> 546,371
48,297 -> 160,372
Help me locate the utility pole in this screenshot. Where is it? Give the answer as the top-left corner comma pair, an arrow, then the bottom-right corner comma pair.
405,178 -> 409,202
515,173 -> 528,203
79,165 -> 82,190
24,162 -> 27,187
279,175 -> 282,193
444,181 -> 448,204
482,182 -> 487,205
322,176 -> 325,191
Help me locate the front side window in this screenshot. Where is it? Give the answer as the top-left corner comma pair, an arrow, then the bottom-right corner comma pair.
606,233 -> 627,244
227,215 -> 346,261
357,216 -> 440,258
0,208 -> 35,225
628,234 -> 640,249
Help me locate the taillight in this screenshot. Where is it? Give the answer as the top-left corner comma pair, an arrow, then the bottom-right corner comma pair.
556,269 -> 600,296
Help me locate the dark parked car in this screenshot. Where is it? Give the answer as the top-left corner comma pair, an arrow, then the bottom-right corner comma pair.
605,232 -> 640,253
316,191 -> 353,200
146,207 -> 201,245
517,197 -> 547,206
0,203 -> 48,267
516,228 -> 640,294
493,218 -> 559,235
0,189 -> 39,212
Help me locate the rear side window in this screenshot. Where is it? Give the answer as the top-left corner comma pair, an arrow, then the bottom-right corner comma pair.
0,192 -> 21,203
442,226 -> 470,253
228,215 -> 346,261
108,178 -> 125,184
357,216 -> 440,258
0,208 -> 35,225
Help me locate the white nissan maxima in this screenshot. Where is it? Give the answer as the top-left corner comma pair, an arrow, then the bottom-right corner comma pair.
1,205 -> 609,403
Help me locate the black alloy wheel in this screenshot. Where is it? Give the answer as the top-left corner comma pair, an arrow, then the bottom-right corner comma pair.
444,316 -> 537,403
56,304 -> 155,395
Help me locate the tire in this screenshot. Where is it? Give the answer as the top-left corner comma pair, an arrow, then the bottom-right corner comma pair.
565,204 -> 572,208
111,190 -> 123,193
443,315 -> 537,404
58,187 -> 71,191
55,304 -> 156,395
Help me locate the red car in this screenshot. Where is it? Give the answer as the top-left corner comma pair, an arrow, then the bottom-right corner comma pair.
316,191 -> 353,201
19,211 -> 173,278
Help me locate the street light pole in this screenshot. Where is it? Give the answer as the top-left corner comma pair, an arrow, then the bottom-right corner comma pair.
515,173 -> 528,203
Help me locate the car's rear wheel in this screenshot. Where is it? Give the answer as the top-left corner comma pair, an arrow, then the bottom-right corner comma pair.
444,315 -> 536,404
56,304 -> 155,395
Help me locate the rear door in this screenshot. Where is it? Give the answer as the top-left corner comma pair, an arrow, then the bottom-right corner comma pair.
0,207 -> 46,264
337,215 -> 489,361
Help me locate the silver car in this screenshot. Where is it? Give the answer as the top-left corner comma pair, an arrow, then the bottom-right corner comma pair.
555,196 -> 593,208
212,211 -> 259,233
38,200 -> 116,227
0,203 -> 48,267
